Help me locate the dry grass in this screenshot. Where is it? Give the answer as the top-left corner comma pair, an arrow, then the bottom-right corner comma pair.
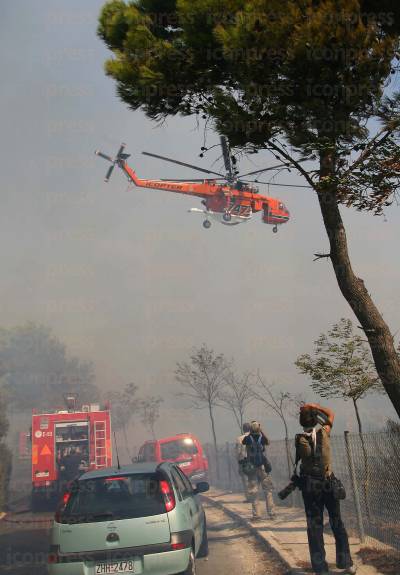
296,548 -> 400,574
296,560 -> 313,572
357,547 -> 400,575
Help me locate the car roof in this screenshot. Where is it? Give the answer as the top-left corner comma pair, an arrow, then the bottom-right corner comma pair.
79,462 -> 171,480
143,433 -> 199,445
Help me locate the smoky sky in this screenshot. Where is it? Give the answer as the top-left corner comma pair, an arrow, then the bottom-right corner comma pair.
1,0 -> 399,444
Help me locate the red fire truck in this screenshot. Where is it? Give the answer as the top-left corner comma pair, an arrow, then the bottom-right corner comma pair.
30,395 -> 112,509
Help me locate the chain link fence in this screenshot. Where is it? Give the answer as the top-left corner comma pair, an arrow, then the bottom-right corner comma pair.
204,430 -> 400,551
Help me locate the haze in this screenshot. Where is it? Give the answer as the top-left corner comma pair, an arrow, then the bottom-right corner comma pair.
1,0 -> 399,446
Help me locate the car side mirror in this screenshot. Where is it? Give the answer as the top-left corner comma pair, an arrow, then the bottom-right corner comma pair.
193,481 -> 209,495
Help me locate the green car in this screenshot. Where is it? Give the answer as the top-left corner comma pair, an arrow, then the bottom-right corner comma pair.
48,462 -> 209,575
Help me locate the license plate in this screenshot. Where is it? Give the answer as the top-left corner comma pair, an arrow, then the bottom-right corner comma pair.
95,560 -> 134,573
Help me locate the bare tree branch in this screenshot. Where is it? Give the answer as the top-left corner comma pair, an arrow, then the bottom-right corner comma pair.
313,252 -> 331,261
344,124 -> 399,177
253,373 -> 299,472
175,344 -> 229,477
138,396 -> 163,439
220,371 -> 255,432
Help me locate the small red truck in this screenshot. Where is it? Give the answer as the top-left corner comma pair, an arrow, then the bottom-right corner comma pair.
30,396 -> 112,509
138,433 -> 208,482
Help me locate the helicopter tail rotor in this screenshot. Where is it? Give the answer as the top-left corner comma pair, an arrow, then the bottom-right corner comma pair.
104,163 -> 115,183
95,143 -> 130,182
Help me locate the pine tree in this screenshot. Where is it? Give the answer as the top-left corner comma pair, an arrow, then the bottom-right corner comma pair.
98,0 -> 400,416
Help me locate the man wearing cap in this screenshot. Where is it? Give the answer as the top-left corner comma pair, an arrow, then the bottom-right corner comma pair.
297,403 -> 356,575
242,420 -> 276,520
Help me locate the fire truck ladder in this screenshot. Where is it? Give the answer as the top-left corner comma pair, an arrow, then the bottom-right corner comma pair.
94,421 -> 107,468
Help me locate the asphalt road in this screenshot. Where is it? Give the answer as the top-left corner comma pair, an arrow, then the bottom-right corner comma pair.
0,503 -> 285,575
0,509 -> 52,574
198,503 -> 286,575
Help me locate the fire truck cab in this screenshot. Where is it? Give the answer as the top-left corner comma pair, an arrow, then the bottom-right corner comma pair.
31,395 -> 112,510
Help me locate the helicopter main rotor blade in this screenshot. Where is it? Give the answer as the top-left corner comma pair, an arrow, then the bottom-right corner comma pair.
249,179 -> 311,188
95,151 -> 113,162
237,163 -> 289,178
160,177 -> 225,182
237,158 -> 309,178
142,151 -> 225,177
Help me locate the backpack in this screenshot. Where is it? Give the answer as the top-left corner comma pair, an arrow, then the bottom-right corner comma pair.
248,434 -> 265,467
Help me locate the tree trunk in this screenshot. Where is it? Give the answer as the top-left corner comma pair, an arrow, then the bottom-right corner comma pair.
208,403 -> 220,479
317,151 -> 400,418
352,398 -> 363,435
282,416 -> 293,473
122,424 -> 130,462
239,410 -> 244,433
280,416 -> 296,506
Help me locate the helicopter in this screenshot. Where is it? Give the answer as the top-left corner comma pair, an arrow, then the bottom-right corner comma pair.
95,137 -> 291,232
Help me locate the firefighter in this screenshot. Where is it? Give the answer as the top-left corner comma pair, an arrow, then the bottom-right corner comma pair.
59,447 -> 82,483
242,421 -> 276,520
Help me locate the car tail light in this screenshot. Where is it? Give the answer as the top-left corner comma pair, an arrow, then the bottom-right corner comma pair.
62,492 -> 71,505
170,532 -> 190,550
160,479 -> 176,512
171,542 -> 186,550
48,545 -> 60,564
105,476 -> 126,482
54,491 -> 71,522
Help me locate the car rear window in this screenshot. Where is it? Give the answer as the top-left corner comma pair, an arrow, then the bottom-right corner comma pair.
140,443 -> 157,461
60,473 -> 166,523
160,438 -> 198,460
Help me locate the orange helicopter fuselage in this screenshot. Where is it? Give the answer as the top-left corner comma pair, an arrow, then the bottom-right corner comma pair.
122,162 -> 290,226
